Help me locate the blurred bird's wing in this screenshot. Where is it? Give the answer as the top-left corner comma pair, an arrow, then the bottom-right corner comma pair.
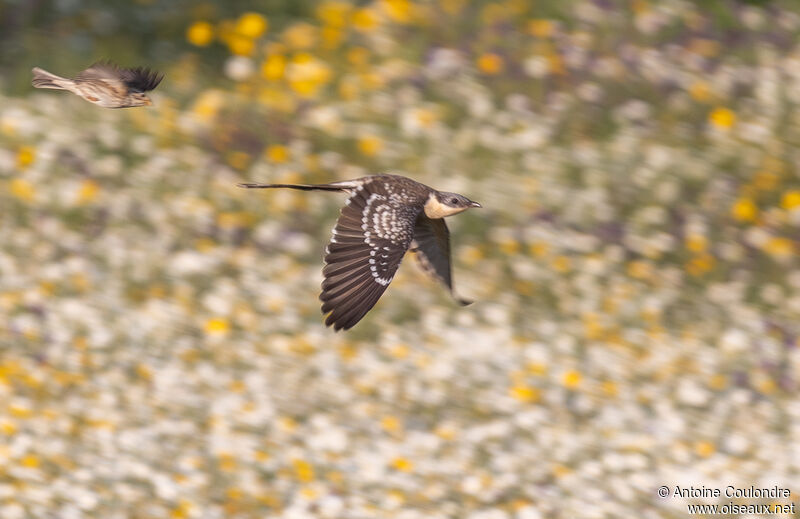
75,62 -> 125,83
411,215 -> 472,305
76,62 -> 163,92
116,66 -> 163,92
320,181 -> 417,330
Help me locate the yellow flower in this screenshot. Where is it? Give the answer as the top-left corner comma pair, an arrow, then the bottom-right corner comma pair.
602,380 -> 618,397
441,0 -> 465,14
10,178 -> 35,202
688,81 -> 712,102
756,376 -> 776,394
204,318 -> 230,335
236,12 -> 268,39
360,71 -> 384,90
287,53 -> 332,97
390,457 -> 413,472
481,3 -> 510,25
694,441 -> 715,458
781,190 -> 800,211
689,38 -> 719,58
266,144 -> 290,163
170,501 -> 193,519
529,242 -> 549,257
217,211 -> 252,229
709,107 -> 736,129
9,404 -> 31,418
562,370 -> 582,389
16,146 -> 35,169
77,179 -> 100,204
381,415 -> 401,433
192,89 -> 226,122
527,362 -> 547,376
382,0 -> 413,23
20,454 -> 40,468
477,52 -> 504,75
352,8 -> 380,32
753,170 -> 778,191
227,34 -> 255,56
499,238 -> 520,255
582,313 -> 604,340
283,23 -> 317,49
293,459 -> 315,482
764,237 -> 793,259
226,151 -> 250,170
317,1 -> 351,27
413,107 -> 437,128
709,374 -> 727,390
261,54 -> 286,81
632,0 -> 649,13
462,245 -> 484,266
0,421 -> 16,435
685,234 -> 707,253
731,197 -> 757,222
509,385 -> 539,403
552,464 -> 571,478
225,487 -> 243,501
626,260 -> 652,280
434,424 -> 457,440
347,47 -> 370,68
548,52 -> 566,75
551,255 -> 571,273
357,135 -> 383,157
186,21 -> 214,47
528,18 -> 554,38
218,453 -> 236,472
194,238 -> 215,252
390,344 -> 409,358
321,26 -> 343,49
686,254 -> 715,276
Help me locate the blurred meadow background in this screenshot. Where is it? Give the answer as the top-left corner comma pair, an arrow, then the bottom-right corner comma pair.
2,0 -> 800,517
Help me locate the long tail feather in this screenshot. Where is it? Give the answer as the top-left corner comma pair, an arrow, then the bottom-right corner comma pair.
31,67 -> 69,90
237,182 -> 348,192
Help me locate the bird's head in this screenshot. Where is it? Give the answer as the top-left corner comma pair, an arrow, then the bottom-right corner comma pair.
129,92 -> 153,107
424,191 -> 482,218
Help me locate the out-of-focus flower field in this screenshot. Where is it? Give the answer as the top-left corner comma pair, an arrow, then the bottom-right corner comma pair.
2,0 -> 800,517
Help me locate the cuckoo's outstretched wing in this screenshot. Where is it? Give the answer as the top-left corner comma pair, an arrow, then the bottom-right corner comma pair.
411,215 -> 472,306
320,180 -> 419,330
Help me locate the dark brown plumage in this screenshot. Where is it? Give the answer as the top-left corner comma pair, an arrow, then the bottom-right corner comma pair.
31,61 -> 163,108
238,174 -> 481,330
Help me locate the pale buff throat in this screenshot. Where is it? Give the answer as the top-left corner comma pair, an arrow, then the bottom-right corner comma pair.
423,193 -> 469,219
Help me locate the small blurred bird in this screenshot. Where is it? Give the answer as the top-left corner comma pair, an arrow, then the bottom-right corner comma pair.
31,61 -> 163,108
238,174 -> 482,330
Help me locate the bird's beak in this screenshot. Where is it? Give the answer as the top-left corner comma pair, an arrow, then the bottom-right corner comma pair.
470,201 -> 482,208
144,97 -> 153,106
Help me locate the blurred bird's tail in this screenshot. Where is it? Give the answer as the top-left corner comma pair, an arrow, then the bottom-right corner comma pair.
31,67 -> 70,89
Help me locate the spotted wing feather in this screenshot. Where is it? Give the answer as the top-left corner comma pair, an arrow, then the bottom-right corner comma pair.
411,215 -> 471,305
320,181 -> 419,330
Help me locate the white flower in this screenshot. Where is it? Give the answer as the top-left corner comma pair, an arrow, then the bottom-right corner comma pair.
224,56 -> 255,81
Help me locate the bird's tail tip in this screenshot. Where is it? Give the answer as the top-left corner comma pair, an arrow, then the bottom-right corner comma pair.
31,67 -> 67,89
237,183 -> 275,189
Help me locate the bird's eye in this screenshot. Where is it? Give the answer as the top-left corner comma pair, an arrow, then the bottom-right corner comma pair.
451,198 -> 459,205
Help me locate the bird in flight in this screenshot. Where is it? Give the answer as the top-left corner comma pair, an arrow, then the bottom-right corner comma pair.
238,174 -> 482,330
31,61 -> 163,108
